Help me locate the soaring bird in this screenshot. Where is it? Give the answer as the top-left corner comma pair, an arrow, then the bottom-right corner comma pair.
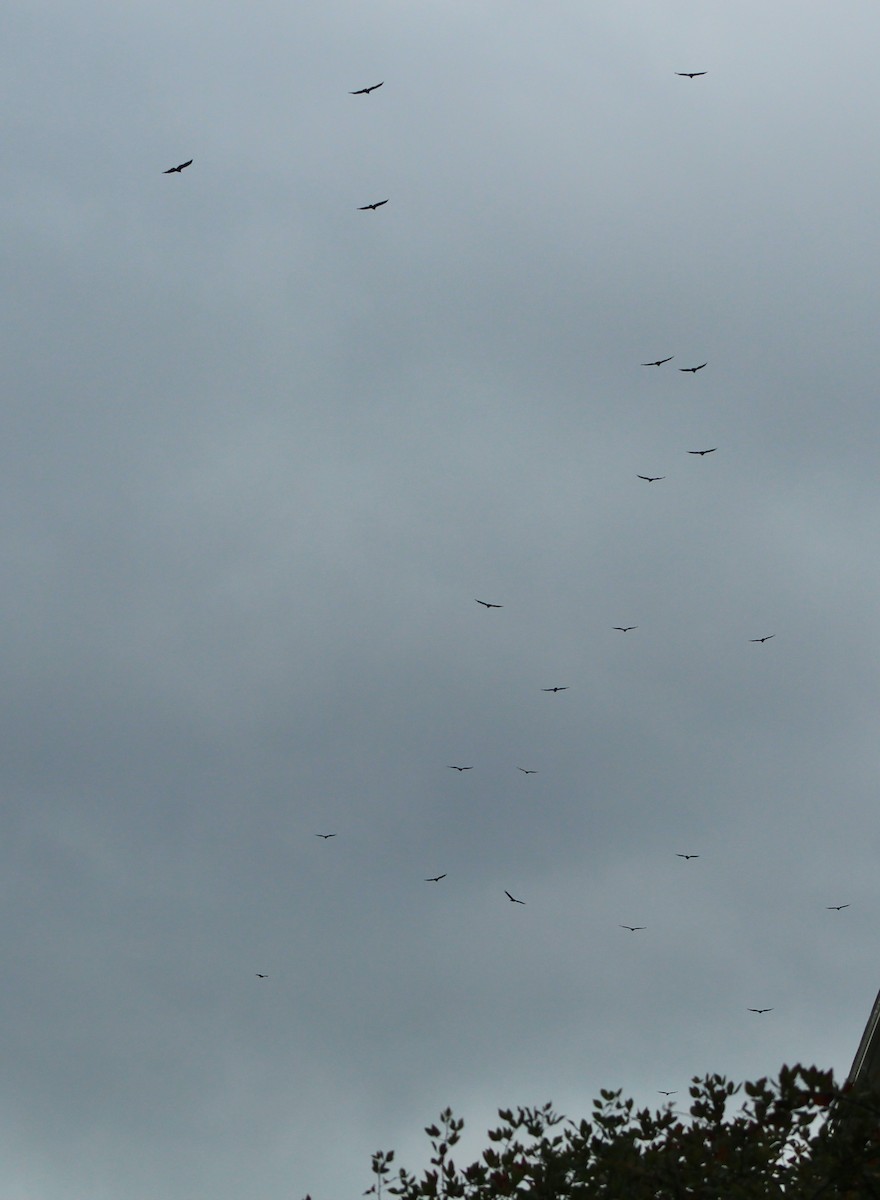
350,81 -> 384,94
316,833 -> 337,839
613,626 -> 637,632
620,925 -> 646,932
748,1008 -> 773,1014
658,1090 -> 677,1096
359,199 -> 389,210
505,890 -> 525,905
542,686 -> 569,692
676,853 -> 699,860
676,72 -> 707,78
679,363 -> 707,373
750,635 -> 775,643
827,904 -> 850,911
687,448 -> 717,456
447,765 -> 473,772
637,475 -> 665,483
475,599 -> 503,608
256,973 -> 268,978
163,159 -> 193,174
425,874 -> 447,882
517,767 -> 538,774
642,356 -> 674,366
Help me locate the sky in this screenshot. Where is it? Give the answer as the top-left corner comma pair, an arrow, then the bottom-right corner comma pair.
3,2 -> 880,1196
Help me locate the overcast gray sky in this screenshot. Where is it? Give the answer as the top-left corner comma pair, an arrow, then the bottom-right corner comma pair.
3,2 -> 880,1196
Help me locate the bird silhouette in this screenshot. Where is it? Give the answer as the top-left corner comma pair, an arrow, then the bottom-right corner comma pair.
748,1008 -> 773,1014
475,599 -> 503,608
676,72 -> 707,78
517,767 -> 538,774
359,199 -> 389,210
679,363 -> 707,373
163,159 -> 193,174
613,626 -> 638,632
642,356 -> 674,366
658,1090 -> 677,1096
505,890 -> 525,904
676,853 -> 699,860
447,765 -> 472,772
425,874 -> 447,882
315,833 -> 337,839
256,973 -> 268,978
827,904 -> 850,911
637,475 -> 665,483
750,635 -> 775,643
350,81 -> 384,94
620,925 -> 646,932
542,686 -> 569,692
687,448 -> 717,455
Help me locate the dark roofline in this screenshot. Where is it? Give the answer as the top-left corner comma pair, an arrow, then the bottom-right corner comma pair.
848,987 -> 880,1087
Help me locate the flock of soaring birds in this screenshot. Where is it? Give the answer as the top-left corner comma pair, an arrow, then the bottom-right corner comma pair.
160,73 -> 854,1035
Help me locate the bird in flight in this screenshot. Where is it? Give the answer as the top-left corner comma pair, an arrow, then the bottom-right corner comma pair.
256,973 -> 268,979
447,765 -> 473,772
637,475 -> 665,483
748,1008 -> 773,1014
425,874 -> 447,882
359,199 -> 389,210
542,686 -> 569,692
315,833 -> 337,839
505,890 -> 525,905
687,448 -> 717,456
642,356 -> 674,366
517,767 -> 538,774
620,925 -> 646,932
827,904 -> 850,911
658,1090 -> 677,1096
679,363 -> 707,373
676,853 -> 699,860
613,626 -> 637,633
676,72 -> 707,78
163,159 -> 193,174
475,599 -> 503,608
350,81 -> 384,95
750,635 -> 775,643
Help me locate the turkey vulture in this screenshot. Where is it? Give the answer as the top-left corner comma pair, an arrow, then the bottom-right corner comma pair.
658,1090 -> 677,1096
425,874 -> 447,882
637,475 -> 665,483
517,767 -> 538,774
687,448 -> 717,455
613,626 -> 637,632
750,635 -> 775,643
505,890 -> 525,904
679,363 -> 707,373
676,853 -> 699,860
748,1008 -> 773,1014
163,159 -> 193,174
316,833 -> 337,839
475,599 -> 503,608
447,765 -> 473,772
827,904 -> 850,911
256,973 -> 268,978
620,925 -> 646,932
642,356 -> 674,366
676,72 -> 707,78
359,199 -> 389,210
350,81 -> 384,95
542,686 -> 569,692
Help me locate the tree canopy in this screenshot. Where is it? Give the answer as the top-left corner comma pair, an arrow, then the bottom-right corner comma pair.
351,1065 -> 880,1200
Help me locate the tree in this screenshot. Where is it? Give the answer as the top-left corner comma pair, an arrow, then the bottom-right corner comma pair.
360,1065 -> 880,1199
